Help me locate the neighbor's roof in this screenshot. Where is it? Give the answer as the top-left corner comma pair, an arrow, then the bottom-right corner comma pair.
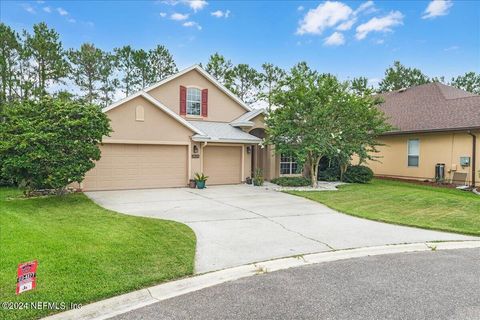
378,82 -> 480,134
189,121 -> 262,144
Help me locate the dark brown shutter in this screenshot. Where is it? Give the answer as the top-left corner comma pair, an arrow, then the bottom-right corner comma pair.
201,89 -> 208,117
180,86 -> 187,115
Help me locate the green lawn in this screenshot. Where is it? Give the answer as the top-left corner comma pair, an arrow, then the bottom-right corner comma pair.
288,179 -> 480,236
0,187 -> 196,320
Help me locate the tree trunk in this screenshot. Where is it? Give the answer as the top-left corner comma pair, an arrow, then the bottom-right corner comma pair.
308,154 -> 322,188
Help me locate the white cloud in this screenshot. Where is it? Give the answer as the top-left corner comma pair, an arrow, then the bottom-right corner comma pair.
211,10 -> 230,18
57,7 -> 68,16
36,0 -> 45,3
355,11 -> 404,40
67,18 -> 76,23
324,31 -> 345,46
297,1 -> 353,35
187,0 -> 207,12
183,21 -> 202,30
22,4 -> 36,14
336,18 -> 356,31
375,39 -> 385,44
354,1 -> 376,15
159,12 -> 167,17
43,6 -> 52,13
171,12 -> 189,20
297,6 -> 304,11
422,0 -> 453,19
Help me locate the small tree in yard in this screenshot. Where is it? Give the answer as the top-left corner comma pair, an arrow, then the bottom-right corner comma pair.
0,97 -> 111,196
266,62 -> 391,187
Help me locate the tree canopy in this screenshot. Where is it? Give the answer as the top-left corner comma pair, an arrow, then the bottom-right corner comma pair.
378,61 -> 430,92
0,97 -> 111,195
266,62 -> 391,187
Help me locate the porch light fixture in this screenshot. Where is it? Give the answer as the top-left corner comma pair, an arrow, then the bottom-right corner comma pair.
246,146 -> 252,154
193,145 -> 199,154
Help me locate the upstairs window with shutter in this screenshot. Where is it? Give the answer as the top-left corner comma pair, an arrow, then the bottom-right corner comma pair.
186,88 -> 201,116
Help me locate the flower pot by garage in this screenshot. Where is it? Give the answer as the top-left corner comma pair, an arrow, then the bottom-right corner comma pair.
246,177 -> 252,185
189,179 -> 196,188
196,180 -> 206,189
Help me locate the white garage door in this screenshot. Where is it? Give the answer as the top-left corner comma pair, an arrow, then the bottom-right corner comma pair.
82,144 -> 188,191
204,146 -> 242,185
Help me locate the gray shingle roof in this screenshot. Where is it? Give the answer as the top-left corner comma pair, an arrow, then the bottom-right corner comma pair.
378,83 -> 480,133
188,121 -> 262,143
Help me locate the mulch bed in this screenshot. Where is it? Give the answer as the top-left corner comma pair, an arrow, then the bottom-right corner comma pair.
375,176 -> 458,189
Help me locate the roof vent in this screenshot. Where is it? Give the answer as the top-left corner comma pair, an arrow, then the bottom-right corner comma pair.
398,87 -> 407,93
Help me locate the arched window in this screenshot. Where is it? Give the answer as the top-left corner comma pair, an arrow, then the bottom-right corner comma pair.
187,87 -> 201,116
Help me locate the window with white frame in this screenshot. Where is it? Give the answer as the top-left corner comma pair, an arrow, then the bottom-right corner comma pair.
407,139 -> 419,167
187,87 -> 201,116
280,154 -> 298,175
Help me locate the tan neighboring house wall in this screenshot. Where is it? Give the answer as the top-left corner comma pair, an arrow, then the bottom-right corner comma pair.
364,130 -> 480,186
148,69 -> 246,122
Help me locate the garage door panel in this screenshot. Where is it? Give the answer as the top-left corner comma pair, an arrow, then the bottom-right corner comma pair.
82,144 -> 188,191
204,146 -> 242,185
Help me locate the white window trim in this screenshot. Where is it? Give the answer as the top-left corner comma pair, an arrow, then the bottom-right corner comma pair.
186,87 -> 201,116
407,139 -> 420,167
280,154 -> 298,175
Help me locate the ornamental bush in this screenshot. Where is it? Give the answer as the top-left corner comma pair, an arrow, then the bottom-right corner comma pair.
0,97 -> 111,195
342,165 -> 374,183
317,167 -> 341,181
271,176 -> 310,187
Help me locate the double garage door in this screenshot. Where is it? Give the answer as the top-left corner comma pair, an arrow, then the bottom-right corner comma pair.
82,144 -> 188,191
82,144 -> 243,191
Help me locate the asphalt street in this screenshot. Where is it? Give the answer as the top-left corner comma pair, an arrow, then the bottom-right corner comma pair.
112,248 -> 480,320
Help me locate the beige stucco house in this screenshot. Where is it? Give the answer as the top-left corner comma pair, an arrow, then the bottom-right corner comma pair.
78,65 -> 291,191
364,83 -> 480,187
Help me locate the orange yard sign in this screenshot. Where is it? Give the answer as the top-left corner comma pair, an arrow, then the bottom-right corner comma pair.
16,260 -> 38,294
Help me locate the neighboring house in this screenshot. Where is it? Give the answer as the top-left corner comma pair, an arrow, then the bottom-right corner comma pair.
78,65 -> 293,191
365,83 -> 480,186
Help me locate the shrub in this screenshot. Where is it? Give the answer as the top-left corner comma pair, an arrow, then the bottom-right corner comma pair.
253,168 -> 264,186
271,176 -> 310,187
0,97 -> 111,195
318,167 -> 340,181
343,165 -> 374,183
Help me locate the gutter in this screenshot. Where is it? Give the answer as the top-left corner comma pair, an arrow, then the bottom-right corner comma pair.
468,131 -> 477,187
381,126 -> 480,136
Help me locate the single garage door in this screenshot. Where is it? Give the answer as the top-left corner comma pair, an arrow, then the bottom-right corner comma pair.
82,144 -> 188,191
204,146 -> 242,185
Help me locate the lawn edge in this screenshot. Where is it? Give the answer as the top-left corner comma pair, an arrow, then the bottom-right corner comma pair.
285,190 -> 480,237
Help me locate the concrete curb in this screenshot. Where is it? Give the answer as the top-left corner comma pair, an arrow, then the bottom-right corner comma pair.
43,240 -> 480,320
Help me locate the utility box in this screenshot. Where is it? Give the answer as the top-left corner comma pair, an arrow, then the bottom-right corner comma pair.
460,156 -> 470,167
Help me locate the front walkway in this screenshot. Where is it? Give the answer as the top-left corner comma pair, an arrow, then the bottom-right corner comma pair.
87,184 -> 476,273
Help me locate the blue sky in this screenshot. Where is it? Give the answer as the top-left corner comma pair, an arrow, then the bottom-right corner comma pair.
1,0 -> 479,85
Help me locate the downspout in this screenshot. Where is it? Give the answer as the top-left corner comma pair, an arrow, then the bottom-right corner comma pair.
468,131 -> 476,187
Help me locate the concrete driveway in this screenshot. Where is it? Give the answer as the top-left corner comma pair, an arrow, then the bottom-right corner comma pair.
86,184 -> 476,273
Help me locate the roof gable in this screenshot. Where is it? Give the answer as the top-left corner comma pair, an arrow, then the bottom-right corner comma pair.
144,65 -> 251,112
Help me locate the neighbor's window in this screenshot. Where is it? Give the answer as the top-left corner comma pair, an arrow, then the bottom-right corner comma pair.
280,154 -> 298,175
187,87 -> 201,116
407,139 -> 419,167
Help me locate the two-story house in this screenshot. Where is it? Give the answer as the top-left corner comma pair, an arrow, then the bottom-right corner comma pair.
77,65 -> 292,191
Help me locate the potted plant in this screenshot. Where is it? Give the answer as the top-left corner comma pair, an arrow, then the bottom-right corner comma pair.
194,172 -> 209,189
253,169 -> 264,186
246,176 -> 252,184
188,179 -> 196,188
